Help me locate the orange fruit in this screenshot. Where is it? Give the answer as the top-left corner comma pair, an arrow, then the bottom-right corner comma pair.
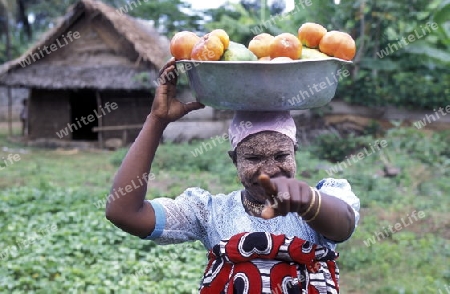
258,56 -> 271,61
298,22 -> 327,48
209,29 -> 230,49
248,33 -> 275,58
191,34 -> 224,61
269,33 -> 302,60
319,31 -> 356,61
170,31 -> 200,60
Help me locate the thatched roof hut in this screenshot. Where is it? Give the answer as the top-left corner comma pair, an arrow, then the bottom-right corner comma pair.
0,0 -> 171,147
0,0 -> 169,89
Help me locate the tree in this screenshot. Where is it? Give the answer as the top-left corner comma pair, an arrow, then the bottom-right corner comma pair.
201,0 -> 288,46
269,0 -> 285,15
404,0 -> 450,64
240,0 -> 285,18
202,0 -> 448,110
0,0 -> 126,63
125,0 -> 203,38
0,0 -> 19,64
203,3 -> 262,45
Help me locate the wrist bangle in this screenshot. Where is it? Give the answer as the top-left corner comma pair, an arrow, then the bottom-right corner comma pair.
305,190 -> 322,223
301,187 -> 316,217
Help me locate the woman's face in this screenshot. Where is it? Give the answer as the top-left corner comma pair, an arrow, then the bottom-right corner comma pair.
234,131 -> 296,201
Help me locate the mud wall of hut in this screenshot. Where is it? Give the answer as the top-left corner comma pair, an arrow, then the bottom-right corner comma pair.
29,89 -> 70,139
100,90 -> 153,144
0,87 -> 30,121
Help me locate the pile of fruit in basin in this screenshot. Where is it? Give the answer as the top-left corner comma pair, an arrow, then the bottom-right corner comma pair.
169,22 -> 356,62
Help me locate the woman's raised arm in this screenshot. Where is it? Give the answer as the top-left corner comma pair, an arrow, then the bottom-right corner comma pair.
105,58 -> 204,238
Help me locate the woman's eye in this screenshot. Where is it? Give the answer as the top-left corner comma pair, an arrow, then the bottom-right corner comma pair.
275,154 -> 289,161
245,156 -> 260,162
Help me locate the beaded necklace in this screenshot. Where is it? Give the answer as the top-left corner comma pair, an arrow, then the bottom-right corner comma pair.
242,193 -> 266,215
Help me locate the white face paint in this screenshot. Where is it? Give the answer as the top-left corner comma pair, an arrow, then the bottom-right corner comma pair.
235,131 -> 296,203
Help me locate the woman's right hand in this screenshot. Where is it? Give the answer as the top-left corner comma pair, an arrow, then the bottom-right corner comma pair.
150,58 -> 204,124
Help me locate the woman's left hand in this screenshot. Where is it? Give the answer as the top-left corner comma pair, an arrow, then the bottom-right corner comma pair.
258,174 -> 314,219
258,175 -> 356,242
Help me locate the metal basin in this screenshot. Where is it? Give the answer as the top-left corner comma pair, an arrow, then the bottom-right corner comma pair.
176,58 -> 353,111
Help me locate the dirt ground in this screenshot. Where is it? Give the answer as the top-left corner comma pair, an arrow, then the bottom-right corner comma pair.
0,121 -> 21,132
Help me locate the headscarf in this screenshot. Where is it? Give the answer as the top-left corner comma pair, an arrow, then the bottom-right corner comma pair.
228,111 -> 297,150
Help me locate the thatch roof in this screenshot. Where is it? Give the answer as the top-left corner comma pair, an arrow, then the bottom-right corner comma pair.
0,0 -> 171,90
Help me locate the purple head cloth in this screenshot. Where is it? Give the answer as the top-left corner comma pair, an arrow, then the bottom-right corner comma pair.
228,111 -> 297,150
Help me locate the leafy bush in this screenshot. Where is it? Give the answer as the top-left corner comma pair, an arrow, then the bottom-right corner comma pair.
385,127 -> 450,165
111,141 -> 240,190
111,142 -> 234,173
0,184 -> 206,293
336,56 -> 450,110
110,147 -> 128,167
311,132 -> 374,163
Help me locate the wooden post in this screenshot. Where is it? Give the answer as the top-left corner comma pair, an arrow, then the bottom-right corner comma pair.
122,130 -> 127,146
95,91 -> 103,149
5,6 -> 12,136
7,86 -> 12,136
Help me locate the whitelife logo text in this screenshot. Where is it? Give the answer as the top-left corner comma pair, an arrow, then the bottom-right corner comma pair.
19,31 -> 81,68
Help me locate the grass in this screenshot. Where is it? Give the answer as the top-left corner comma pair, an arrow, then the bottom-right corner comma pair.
0,124 -> 449,293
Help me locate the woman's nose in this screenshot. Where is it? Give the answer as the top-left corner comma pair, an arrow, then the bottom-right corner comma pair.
259,160 -> 281,178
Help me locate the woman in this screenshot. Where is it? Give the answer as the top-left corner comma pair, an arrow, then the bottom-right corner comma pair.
105,59 -> 360,293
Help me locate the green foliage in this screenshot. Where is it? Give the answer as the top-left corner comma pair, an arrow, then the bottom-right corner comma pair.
0,184 -> 206,293
304,0 -> 450,109
202,0 -> 450,110
111,141 -> 232,173
338,58 -> 450,110
204,3 -> 267,46
311,132 -> 373,163
3,0 -> 448,110
385,127 -> 450,165
0,33 -> 29,64
126,0 -> 203,37
0,0 -> 126,63
110,147 -> 128,167
111,140 -> 241,191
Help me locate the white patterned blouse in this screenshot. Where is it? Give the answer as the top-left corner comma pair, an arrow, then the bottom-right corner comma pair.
145,178 -> 360,251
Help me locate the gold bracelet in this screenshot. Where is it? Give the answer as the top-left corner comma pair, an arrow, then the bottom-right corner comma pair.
305,190 -> 322,223
300,187 -> 316,217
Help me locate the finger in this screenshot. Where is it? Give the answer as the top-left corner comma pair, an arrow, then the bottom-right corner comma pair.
261,195 -> 286,219
258,174 -> 277,197
158,57 -> 176,77
274,183 -> 290,216
289,184 -> 301,214
158,61 -> 173,78
157,65 -> 178,87
261,204 -> 275,220
183,101 -> 205,114
160,64 -> 178,85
